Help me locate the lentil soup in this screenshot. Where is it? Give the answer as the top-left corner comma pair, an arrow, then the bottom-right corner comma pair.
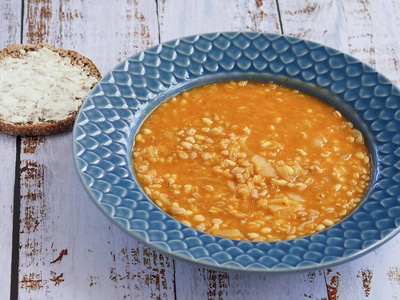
132,81 -> 371,241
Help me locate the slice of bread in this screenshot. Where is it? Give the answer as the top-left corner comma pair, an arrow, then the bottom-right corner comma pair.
0,44 -> 101,136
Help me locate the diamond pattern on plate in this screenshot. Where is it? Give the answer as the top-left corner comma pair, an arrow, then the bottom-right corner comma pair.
73,32 -> 400,273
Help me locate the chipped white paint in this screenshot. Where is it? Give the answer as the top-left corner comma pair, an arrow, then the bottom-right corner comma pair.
175,266 -> 329,300
0,0 -> 21,44
158,0 -> 281,42
0,0 -> 398,299
0,132 -> 16,298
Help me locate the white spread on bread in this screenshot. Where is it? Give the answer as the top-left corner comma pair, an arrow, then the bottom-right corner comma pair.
0,47 -> 98,124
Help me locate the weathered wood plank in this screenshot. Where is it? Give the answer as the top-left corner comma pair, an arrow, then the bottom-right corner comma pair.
323,240 -> 400,300
17,1 -> 177,299
158,1 -> 330,299
279,0 -> 400,299
0,0 -> 22,298
175,267 -> 329,300
158,0 -> 282,42
0,134 -> 17,298
0,0 -> 21,45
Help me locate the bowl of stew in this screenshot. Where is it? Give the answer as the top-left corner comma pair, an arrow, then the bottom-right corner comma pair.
73,32 -> 400,273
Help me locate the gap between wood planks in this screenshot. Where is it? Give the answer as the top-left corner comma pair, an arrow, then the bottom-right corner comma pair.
275,0 -> 284,34
10,137 -> 21,300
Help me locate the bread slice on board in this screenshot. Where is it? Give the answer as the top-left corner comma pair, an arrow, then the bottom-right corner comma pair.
0,44 -> 101,136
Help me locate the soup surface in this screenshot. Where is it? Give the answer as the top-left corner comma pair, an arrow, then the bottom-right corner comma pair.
133,81 -> 371,241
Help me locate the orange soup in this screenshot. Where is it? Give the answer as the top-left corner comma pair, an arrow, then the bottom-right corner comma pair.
132,81 -> 371,241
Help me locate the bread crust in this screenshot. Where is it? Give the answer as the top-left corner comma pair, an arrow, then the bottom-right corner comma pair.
0,44 -> 102,136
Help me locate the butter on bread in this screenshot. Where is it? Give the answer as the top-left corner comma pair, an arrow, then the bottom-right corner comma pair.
0,44 -> 101,136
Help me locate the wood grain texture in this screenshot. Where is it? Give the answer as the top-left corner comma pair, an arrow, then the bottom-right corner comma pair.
0,0 -> 21,46
17,1 -> 175,299
158,0 -> 281,42
174,266 -> 329,300
0,131 -> 17,298
279,1 -> 400,299
0,0 -> 21,298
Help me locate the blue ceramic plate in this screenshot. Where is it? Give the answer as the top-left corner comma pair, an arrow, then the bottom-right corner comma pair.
73,32 -> 400,273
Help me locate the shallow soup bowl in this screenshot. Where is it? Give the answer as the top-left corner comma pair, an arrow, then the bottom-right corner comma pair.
73,32 -> 400,273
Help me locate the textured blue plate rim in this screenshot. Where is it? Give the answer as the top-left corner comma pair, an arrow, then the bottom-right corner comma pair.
72,31 -> 400,273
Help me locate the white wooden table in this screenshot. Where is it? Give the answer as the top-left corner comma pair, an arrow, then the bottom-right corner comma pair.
1,1 -> 400,299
